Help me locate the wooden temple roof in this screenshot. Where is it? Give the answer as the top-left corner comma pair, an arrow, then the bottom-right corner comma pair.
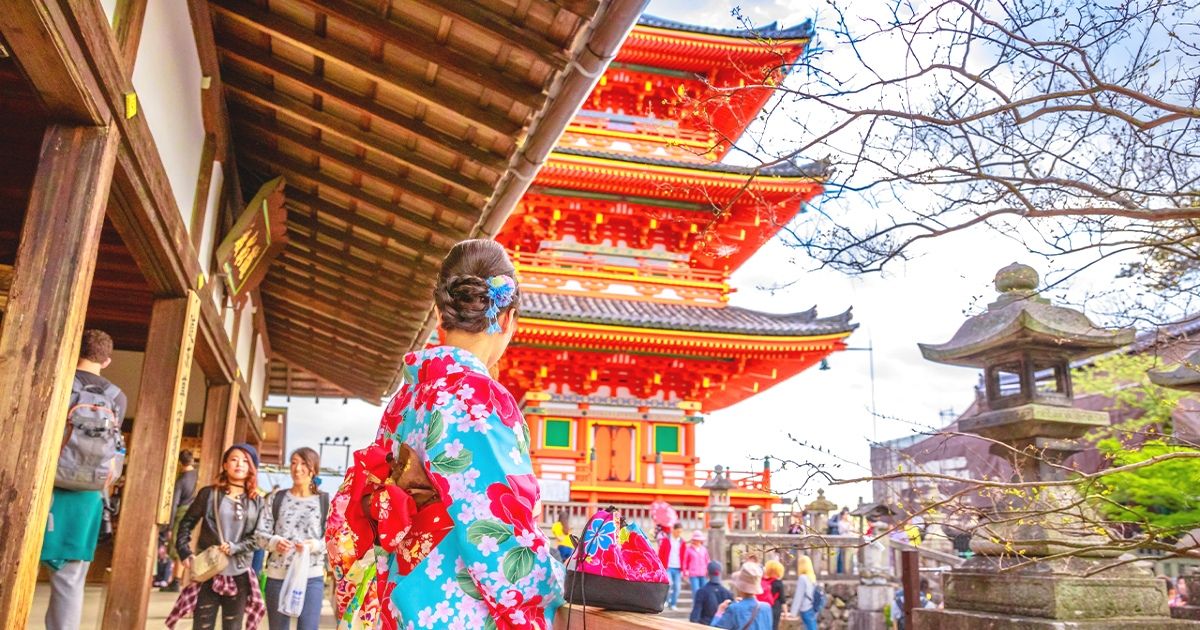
520,292 -> 856,337
210,0 -> 631,401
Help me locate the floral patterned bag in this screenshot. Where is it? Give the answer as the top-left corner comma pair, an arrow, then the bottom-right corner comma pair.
564,508 -> 669,613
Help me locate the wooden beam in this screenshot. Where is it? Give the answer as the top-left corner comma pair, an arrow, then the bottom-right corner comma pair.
197,381 -> 237,486
261,276 -> 417,337
112,0 -> 149,70
206,0 -> 521,137
217,36 -> 510,171
546,0 -> 603,19
238,150 -> 462,254
280,226 -> 430,297
188,133 -> 218,251
223,73 -> 493,196
264,296 -> 399,350
232,112 -> 484,224
186,0 -> 234,160
275,251 -> 427,314
102,293 -> 200,628
282,189 -> 445,270
0,124 -> 117,629
271,341 -> 383,401
405,0 -> 571,66
0,0 -> 109,124
216,0 -> 545,109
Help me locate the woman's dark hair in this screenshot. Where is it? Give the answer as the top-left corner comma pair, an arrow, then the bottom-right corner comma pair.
292,447 -> 320,494
435,239 -> 519,333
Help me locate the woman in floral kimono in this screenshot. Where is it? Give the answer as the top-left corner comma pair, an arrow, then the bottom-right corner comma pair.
326,240 -> 564,630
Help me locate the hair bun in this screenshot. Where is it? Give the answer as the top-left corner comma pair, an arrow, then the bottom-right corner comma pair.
435,240 -> 520,334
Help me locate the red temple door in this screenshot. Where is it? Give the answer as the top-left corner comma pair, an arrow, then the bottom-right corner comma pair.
593,425 -> 635,482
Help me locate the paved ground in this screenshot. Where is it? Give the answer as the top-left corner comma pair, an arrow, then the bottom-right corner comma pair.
26,583 -> 338,629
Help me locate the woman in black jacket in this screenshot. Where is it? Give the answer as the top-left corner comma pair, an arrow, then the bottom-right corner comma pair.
175,443 -> 265,629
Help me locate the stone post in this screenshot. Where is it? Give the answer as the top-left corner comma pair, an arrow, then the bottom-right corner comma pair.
704,465 -> 735,572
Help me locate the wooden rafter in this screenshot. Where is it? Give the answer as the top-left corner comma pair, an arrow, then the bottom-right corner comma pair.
403,0 -> 571,66
281,0 -> 547,108
238,149 -> 464,250
217,35 -> 511,171
207,0 -> 522,138
232,115 -> 482,226
223,74 -> 491,195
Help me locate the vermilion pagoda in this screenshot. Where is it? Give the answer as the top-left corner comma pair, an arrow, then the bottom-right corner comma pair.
496,16 -> 856,509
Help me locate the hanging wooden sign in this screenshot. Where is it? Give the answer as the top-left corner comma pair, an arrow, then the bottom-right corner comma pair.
214,176 -> 287,304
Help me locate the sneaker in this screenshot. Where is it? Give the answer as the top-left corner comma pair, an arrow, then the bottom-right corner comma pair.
161,581 -> 180,593
670,606 -> 678,612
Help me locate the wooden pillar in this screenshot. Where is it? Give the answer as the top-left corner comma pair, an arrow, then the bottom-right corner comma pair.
0,124 -> 117,629
197,381 -> 238,487
103,292 -> 201,628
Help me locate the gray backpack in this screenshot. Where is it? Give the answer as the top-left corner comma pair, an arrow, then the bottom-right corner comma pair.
56,377 -> 125,491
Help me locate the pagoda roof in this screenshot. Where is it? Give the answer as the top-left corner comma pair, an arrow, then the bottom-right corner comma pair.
553,147 -> 827,179
637,15 -> 815,41
521,292 -> 856,337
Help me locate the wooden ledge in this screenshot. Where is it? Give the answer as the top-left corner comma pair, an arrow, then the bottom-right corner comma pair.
555,607 -> 705,629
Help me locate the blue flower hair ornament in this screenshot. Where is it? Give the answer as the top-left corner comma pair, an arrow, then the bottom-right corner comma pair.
484,274 -> 517,334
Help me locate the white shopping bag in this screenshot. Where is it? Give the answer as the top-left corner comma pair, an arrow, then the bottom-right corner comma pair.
279,543 -> 311,618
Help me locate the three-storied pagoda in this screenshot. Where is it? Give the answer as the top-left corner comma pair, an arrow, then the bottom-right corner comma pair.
495,16 -> 856,509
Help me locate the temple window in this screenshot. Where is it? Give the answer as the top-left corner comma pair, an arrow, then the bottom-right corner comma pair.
654,425 -> 681,455
543,418 -> 573,449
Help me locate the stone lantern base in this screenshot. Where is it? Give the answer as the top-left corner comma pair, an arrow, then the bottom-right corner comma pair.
915,608 -> 1190,629
914,556 -> 1190,629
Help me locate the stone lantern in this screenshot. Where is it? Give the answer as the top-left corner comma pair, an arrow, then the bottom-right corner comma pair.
703,465 -> 736,571
915,263 -> 1186,629
805,488 -> 837,535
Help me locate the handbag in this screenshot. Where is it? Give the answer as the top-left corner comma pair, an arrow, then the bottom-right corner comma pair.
564,507 -> 669,614
191,490 -> 230,582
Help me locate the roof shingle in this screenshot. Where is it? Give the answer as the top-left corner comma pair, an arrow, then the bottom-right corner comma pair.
521,292 -> 856,336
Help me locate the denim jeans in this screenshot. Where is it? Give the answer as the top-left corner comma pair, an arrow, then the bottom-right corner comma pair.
666,568 -> 682,607
265,576 -> 325,630
800,608 -> 818,630
689,575 -> 705,596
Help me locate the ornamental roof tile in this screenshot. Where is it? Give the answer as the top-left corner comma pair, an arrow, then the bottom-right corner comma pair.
553,147 -> 828,178
521,291 -> 856,337
638,15 -> 815,40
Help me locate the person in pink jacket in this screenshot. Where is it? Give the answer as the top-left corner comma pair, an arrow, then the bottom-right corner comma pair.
683,531 -> 711,597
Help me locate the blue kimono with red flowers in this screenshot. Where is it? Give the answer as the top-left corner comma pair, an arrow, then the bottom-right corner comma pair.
326,346 -> 564,630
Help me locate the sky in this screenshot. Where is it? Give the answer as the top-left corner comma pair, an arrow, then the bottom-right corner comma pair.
270,0 -> 1159,510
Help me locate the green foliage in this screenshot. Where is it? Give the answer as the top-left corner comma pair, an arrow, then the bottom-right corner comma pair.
1074,354 -> 1200,533
1073,353 -> 1185,435
1090,439 -> 1200,533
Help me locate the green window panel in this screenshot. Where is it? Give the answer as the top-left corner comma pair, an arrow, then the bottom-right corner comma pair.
544,418 -> 572,449
654,425 -> 680,454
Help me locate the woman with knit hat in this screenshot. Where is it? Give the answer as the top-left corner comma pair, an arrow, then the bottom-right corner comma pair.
170,443 -> 267,629
710,561 -> 772,630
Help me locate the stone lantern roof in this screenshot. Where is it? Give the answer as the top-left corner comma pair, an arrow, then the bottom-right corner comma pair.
919,263 -> 1133,367
1149,350 -> 1200,392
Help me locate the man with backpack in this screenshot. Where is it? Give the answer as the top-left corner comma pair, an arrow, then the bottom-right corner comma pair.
41,330 -> 127,629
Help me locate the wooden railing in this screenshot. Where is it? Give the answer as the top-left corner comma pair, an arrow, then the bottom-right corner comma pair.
555,607 -> 704,628
513,251 -> 728,287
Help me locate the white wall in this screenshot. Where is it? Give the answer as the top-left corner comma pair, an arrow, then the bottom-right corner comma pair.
251,336 -> 267,416
105,350 -> 207,424
99,0 -> 118,23
131,0 -> 206,228
198,161 -> 224,283
235,297 -> 255,380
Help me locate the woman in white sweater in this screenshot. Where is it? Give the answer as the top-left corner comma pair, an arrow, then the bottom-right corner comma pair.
255,447 -> 328,630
